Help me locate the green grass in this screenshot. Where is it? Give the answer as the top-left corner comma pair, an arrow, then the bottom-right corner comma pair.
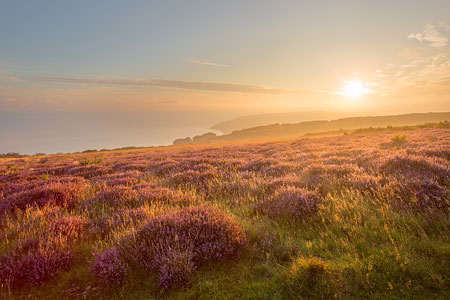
4,189 -> 449,300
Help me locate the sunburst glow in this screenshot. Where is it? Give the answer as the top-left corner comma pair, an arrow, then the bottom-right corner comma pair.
339,80 -> 373,98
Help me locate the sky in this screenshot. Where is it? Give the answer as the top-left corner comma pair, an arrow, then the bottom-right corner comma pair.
1,1 -> 450,153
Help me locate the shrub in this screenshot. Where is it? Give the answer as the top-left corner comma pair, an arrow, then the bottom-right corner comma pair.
0,179 -> 88,215
1,176 -> 85,199
390,135 -> 407,143
382,177 -> 449,214
134,185 -> 192,206
256,186 -> 321,219
79,157 -> 104,166
155,247 -> 196,289
0,254 -> 17,287
169,170 -> 217,190
113,162 -> 147,172
110,207 -> 148,228
90,248 -> 128,286
92,171 -> 142,186
240,158 -> 277,173
20,248 -> 73,285
266,174 -> 305,192
284,257 -> 334,299
0,247 -> 73,288
11,238 -> 41,256
67,164 -> 112,179
118,206 -> 247,289
301,163 -> 360,195
347,174 -> 381,194
251,231 -> 283,260
379,154 -> 449,184
90,185 -> 139,208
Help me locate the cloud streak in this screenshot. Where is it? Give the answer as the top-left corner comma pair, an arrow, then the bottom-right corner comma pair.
25,76 -> 297,94
408,24 -> 449,48
182,58 -> 228,67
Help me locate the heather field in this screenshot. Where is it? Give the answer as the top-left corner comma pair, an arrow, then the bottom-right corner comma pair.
1,126 -> 449,300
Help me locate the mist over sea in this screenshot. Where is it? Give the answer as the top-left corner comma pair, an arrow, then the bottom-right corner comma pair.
0,112 -> 219,154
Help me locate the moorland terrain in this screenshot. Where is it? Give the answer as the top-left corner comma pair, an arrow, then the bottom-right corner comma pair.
0,122 -> 449,299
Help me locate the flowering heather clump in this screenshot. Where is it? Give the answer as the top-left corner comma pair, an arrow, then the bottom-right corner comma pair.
92,171 -> 142,186
89,185 -> 139,208
67,164 -> 112,179
113,162 -> 148,172
217,176 -> 261,199
300,163 -> 361,194
90,248 -> 128,286
0,253 -> 15,286
263,162 -> 296,177
379,154 -> 449,184
0,247 -> 73,288
0,178 -> 88,216
49,216 -> 88,241
105,177 -> 140,187
418,148 -> 450,160
134,185 -> 193,206
19,248 -> 73,286
169,169 -> 217,187
266,174 -> 305,192
347,174 -> 382,194
257,186 -> 321,219
41,162 -> 80,176
11,238 -> 41,256
118,206 -> 247,289
382,177 -> 449,214
252,231 -> 278,259
89,207 -> 149,238
109,207 -> 148,229
149,159 -> 183,176
240,158 -> 278,173
155,247 -> 196,289
1,176 -> 85,198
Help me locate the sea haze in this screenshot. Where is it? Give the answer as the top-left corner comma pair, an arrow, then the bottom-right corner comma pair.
0,111 -> 217,154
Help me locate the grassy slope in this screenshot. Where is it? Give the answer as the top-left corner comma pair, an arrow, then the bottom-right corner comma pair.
192,113 -> 450,144
1,126 -> 449,300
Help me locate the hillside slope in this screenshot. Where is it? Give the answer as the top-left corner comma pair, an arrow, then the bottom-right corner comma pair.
176,112 -> 450,144
211,111 -> 353,133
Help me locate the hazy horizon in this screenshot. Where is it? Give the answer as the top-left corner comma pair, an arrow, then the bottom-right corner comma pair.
2,110 -> 448,155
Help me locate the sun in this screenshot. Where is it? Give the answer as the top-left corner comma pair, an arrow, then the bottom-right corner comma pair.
339,80 -> 372,98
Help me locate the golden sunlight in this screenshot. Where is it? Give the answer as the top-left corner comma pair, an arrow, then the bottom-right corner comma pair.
339,80 -> 372,98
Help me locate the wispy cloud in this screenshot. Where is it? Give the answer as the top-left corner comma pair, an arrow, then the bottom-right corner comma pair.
0,96 -> 19,106
182,58 -> 228,67
363,23 -> 450,96
408,24 -> 449,48
25,76 -> 296,94
158,100 -> 181,104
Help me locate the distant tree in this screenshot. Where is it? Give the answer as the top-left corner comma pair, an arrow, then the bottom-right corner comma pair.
173,137 -> 193,145
82,149 -> 98,153
192,132 -> 217,143
0,152 -> 24,158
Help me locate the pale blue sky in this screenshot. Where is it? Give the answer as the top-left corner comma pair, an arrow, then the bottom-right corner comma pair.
1,1 -> 449,87
0,1 -> 449,153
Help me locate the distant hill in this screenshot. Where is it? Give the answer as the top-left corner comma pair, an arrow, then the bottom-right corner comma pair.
174,112 -> 450,145
210,111 -> 356,133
